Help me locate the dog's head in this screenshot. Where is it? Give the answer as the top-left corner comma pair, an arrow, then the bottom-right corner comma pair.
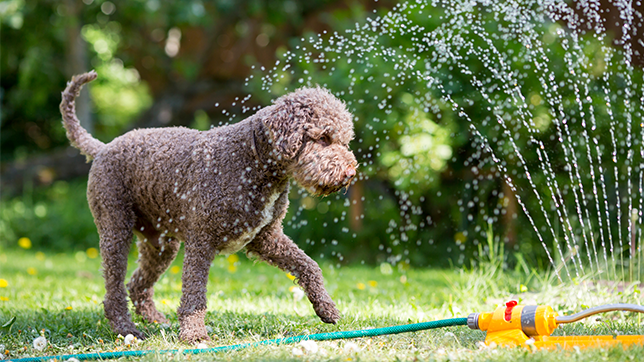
262,87 -> 357,196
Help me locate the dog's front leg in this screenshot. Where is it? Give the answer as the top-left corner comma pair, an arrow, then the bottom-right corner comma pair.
245,228 -> 341,324
177,240 -> 216,343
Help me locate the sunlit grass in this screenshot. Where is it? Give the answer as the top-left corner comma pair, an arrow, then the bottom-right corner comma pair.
0,249 -> 643,361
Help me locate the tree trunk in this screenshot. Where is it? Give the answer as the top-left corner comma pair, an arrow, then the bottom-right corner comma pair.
350,180 -> 364,231
502,181 -> 517,248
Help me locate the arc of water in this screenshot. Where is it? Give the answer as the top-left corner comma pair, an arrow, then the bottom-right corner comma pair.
593,41 -> 620,279
511,0 -> 618,277
563,7 -> 611,275
458,0 -> 592,271
408,0 -> 582,279
574,0 -> 622,279
408,11 -> 569,280
558,27 -> 604,276
467,123 -> 565,282
468,1 -> 588,277
545,33 -> 598,276
614,0 -> 636,282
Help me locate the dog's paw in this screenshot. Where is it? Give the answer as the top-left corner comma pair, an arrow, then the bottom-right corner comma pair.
141,309 -> 169,325
179,312 -> 211,343
115,324 -> 146,340
179,328 -> 211,344
314,299 -> 341,324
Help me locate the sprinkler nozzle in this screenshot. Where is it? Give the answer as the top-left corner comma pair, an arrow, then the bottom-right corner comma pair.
468,302 -> 644,349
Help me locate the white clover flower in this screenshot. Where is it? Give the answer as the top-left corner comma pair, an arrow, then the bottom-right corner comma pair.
196,343 -> 209,350
33,336 -> 47,351
123,334 -> 137,346
291,287 -> 305,302
343,341 -> 360,354
291,347 -> 304,356
298,340 -> 318,354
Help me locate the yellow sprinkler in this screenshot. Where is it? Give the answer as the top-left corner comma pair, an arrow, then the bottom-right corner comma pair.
467,301 -> 644,349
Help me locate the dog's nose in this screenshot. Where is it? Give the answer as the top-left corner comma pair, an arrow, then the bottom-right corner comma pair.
345,167 -> 356,179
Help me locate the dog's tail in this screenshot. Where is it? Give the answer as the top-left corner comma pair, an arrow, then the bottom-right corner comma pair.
60,70 -> 105,160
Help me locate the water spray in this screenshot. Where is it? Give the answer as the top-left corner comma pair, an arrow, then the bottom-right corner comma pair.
7,302 -> 643,361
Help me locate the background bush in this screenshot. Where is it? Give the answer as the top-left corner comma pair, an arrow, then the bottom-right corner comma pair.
2,0 -> 642,276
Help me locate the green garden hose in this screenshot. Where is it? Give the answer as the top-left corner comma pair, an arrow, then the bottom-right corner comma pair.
7,318 -> 468,362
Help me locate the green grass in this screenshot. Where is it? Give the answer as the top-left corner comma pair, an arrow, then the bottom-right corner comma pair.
0,248 -> 643,361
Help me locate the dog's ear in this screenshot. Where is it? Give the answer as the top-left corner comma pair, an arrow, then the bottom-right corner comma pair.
263,98 -> 310,160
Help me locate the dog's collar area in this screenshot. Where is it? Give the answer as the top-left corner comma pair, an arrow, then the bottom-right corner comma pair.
250,118 -> 277,170
249,118 -> 292,182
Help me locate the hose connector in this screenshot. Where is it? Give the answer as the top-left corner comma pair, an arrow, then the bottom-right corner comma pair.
467,313 -> 480,330
467,311 -> 492,331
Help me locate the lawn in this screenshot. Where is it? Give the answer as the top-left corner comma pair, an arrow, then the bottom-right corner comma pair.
0,248 -> 643,361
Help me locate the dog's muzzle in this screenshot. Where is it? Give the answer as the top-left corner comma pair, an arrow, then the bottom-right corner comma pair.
342,165 -> 356,186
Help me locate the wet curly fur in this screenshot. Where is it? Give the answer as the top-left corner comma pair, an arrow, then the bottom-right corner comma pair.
60,71 -> 357,343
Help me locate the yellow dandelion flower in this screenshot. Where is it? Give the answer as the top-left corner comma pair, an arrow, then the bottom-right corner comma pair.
86,248 -> 99,259
226,254 -> 239,263
170,265 -> 181,274
227,264 -> 237,273
0,296 -> 9,301
454,231 -> 466,245
0,279 -> 7,288
27,267 -> 37,275
35,252 -> 46,261
368,280 -> 378,287
286,273 -> 296,281
65,306 -> 73,310
356,283 -> 366,290
18,237 -> 32,249
161,299 -> 170,305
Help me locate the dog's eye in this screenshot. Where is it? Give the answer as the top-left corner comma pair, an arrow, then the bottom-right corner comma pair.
317,135 -> 332,146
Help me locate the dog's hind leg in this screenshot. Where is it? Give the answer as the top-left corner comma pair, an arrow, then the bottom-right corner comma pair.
88,172 -> 144,339
127,221 -> 180,324
245,228 -> 341,324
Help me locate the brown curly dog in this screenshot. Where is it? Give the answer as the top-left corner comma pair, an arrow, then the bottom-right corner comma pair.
60,71 -> 357,343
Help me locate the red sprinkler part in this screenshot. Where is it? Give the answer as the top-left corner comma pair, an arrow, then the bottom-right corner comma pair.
504,300 -> 518,321
467,303 -> 644,349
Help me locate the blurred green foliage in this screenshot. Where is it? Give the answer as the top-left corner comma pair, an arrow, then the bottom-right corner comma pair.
0,179 -> 98,251
1,0 -> 643,276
